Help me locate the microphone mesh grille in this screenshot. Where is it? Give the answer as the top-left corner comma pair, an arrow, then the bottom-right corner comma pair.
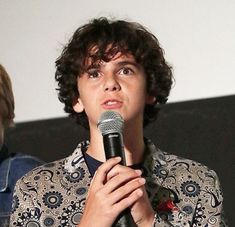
97,111 -> 124,135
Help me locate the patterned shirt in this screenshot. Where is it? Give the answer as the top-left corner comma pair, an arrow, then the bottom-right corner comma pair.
10,139 -> 226,226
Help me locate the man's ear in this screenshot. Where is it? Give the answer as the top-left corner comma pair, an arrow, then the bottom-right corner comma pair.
146,95 -> 156,105
73,97 -> 84,113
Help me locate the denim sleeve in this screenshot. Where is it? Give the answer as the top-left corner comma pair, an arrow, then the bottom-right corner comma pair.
0,154 -> 44,227
9,154 -> 44,190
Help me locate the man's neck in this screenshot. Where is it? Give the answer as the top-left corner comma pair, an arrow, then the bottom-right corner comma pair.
122,129 -> 145,165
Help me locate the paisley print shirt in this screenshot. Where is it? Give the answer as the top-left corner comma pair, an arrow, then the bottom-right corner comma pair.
10,139 -> 226,226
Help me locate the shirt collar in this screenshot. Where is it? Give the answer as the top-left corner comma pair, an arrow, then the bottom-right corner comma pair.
64,140 -> 90,173
64,139 -> 167,174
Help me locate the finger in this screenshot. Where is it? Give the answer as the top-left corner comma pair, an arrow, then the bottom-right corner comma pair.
109,177 -> 145,204
92,156 -> 121,187
113,188 -> 144,214
107,164 -> 142,181
104,168 -> 143,194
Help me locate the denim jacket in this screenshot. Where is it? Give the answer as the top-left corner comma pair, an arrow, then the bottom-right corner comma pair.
0,144 -> 44,227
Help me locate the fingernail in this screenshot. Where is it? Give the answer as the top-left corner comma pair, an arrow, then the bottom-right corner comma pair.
135,169 -> 142,175
139,178 -> 146,184
136,189 -> 143,196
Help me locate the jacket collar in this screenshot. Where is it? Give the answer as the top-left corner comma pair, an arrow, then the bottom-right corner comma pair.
64,141 -> 90,173
0,143 -> 9,162
64,139 -> 195,225
0,144 -> 11,192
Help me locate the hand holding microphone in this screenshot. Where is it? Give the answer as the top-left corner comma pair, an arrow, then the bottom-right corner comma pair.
79,111 -> 152,227
98,111 -> 138,227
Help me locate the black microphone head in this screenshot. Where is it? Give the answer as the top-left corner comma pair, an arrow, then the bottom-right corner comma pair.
97,111 -> 124,135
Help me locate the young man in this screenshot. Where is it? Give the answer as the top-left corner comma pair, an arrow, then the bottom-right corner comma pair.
0,64 -> 44,227
10,17 -> 225,226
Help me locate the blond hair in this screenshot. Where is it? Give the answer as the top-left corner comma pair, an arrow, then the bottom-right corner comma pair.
0,64 -> 15,128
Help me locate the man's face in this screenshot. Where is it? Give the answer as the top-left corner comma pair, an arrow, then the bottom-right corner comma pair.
73,52 -> 154,129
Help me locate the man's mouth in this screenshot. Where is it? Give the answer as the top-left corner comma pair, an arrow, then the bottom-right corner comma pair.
105,100 -> 119,105
102,99 -> 123,109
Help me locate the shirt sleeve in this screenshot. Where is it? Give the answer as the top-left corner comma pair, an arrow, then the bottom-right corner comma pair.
10,174 -> 39,226
191,169 -> 227,227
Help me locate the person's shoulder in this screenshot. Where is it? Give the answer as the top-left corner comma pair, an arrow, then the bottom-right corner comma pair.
8,154 -> 47,190
147,139 -> 218,178
10,153 -> 44,172
158,150 -> 220,183
12,157 -> 68,212
12,153 -> 44,164
17,157 -> 66,179
165,152 -> 214,172
151,147 -> 222,196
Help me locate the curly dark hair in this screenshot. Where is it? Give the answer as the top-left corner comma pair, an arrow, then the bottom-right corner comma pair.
55,17 -> 173,128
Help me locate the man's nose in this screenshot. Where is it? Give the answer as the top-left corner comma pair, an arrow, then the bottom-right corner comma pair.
103,75 -> 121,92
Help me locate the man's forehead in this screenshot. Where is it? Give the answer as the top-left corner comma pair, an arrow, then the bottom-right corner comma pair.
84,50 -> 136,68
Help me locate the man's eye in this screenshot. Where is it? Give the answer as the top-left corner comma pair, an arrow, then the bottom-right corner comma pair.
119,67 -> 134,75
87,70 -> 100,78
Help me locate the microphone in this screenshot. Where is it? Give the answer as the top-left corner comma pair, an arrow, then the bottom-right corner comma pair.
97,111 -> 137,227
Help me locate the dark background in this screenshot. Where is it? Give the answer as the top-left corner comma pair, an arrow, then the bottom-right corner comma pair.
6,95 -> 235,226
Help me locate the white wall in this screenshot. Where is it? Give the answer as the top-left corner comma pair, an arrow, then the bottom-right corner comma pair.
1,0 -> 234,122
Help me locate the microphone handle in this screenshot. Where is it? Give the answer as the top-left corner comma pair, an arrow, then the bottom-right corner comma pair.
112,208 -> 136,227
103,133 -> 137,227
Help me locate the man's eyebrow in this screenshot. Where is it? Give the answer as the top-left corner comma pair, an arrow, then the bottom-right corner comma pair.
116,60 -> 141,69
85,60 -> 141,71
85,63 -> 101,71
